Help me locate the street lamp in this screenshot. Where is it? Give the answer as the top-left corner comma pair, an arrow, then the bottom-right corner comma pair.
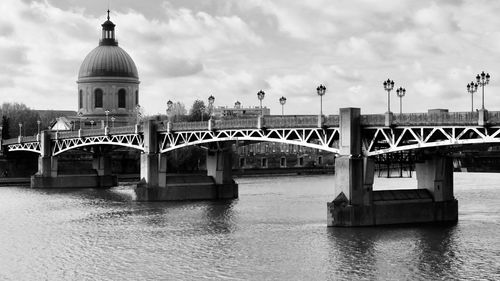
111,116 -> 115,127
90,120 -> 95,129
208,95 -> 215,118
18,123 -> 22,137
37,120 -> 41,135
316,84 -> 326,116
166,99 -> 173,116
467,82 -> 479,112
383,79 -> 395,113
105,110 -> 110,127
476,71 -> 491,110
279,96 -> 287,116
135,104 -> 141,125
396,87 -> 406,115
77,112 -> 83,129
257,90 -> 265,115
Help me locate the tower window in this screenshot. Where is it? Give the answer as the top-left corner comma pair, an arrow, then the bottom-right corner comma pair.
135,90 -> 139,105
79,89 -> 83,109
118,89 -> 126,108
94,88 -> 103,108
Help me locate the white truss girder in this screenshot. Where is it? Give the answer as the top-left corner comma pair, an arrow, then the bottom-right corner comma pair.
52,134 -> 144,155
159,128 -> 341,153
363,126 -> 500,156
7,142 -> 41,154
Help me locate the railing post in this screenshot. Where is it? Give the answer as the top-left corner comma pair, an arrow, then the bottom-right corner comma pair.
385,112 -> 393,127
104,126 -> 109,135
208,118 -> 214,131
317,114 -> 324,128
478,109 -> 488,126
166,121 -> 171,133
257,116 -> 263,130
78,129 -> 82,138
134,124 -> 139,134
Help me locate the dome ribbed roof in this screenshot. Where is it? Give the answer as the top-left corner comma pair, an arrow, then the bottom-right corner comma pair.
78,45 -> 138,79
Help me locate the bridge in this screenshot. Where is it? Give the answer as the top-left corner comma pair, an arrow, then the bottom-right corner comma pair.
2,108 -> 500,226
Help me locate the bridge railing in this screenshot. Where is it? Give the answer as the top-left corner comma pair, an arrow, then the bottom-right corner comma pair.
2,135 -> 39,145
393,112 -> 479,126
263,115 -> 319,128
108,125 -> 138,134
486,111 -> 500,125
214,118 -> 258,129
361,114 -> 386,126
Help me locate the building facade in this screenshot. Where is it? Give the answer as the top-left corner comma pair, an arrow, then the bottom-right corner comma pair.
76,11 -> 139,127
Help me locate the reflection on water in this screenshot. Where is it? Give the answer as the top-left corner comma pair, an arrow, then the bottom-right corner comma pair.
0,173 -> 499,280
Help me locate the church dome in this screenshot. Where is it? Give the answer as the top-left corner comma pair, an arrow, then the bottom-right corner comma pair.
77,10 -> 138,80
78,45 -> 138,79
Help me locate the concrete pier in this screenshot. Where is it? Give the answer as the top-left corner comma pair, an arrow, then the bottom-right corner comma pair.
30,131 -> 117,189
135,120 -> 238,201
327,108 -> 458,226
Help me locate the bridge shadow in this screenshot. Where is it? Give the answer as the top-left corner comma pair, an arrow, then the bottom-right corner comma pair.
325,224 -> 459,279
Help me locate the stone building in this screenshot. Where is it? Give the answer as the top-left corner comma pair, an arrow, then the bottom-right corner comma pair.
76,10 -> 139,128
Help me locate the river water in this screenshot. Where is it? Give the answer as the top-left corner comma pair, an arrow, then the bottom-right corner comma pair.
0,173 -> 499,280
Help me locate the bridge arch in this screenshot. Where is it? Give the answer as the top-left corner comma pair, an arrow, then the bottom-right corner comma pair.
159,128 -> 341,154
52,134 -> 144,156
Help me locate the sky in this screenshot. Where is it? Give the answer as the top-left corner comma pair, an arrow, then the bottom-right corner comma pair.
1,0 -> 500,115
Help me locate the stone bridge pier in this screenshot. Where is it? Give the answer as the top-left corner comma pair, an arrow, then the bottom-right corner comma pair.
327,108 -> 458,226
135,120 -> 238,201
31,131 -> 117,188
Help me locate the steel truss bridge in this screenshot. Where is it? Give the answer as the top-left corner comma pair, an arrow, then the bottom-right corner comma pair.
4,111 -> 500,156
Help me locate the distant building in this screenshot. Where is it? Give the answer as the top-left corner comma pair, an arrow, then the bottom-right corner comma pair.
213,101 -> 270,118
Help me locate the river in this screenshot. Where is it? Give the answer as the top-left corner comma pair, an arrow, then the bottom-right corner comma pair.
0,173 -> 499,280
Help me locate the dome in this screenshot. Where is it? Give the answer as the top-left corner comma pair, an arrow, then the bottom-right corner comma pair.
78,45 -> 139,79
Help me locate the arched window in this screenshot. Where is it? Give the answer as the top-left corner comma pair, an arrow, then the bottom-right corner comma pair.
135,90 -> 139,105
118,89 -> 126,108
79,90 -> 83,109
94,88 -> 103,108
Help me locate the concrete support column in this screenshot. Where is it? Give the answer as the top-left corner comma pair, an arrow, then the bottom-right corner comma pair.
36,131 -> 53,177
158,153 -> 167,188
92,154 -> 112,176
139,119 -> 159,187
416,155 -> 454,202
206,143 -> 233,185
328,108 -> 375,226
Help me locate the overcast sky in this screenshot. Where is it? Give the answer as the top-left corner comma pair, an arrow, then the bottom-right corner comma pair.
1,0 -> 500,115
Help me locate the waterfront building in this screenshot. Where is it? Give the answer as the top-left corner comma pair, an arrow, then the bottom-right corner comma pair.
76,11 -> 140,128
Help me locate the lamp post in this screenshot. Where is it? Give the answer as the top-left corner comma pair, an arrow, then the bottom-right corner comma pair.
18,123 -> 22,137
77,112 -> 83,129
476,71 -> 491,110
383,79 -> 395,113
166,100 -> 173,121
316,84 -> 326,116
257,90 -> 265,115
111,116 -> 115,127
208,95 -> 215,119
396,87 -> 406,115
279,96 -> 287,116
105,110 -> 110,127
135,104 -> 141,125
90,120 -> 94,129
37,120 -> 41,135
467,81 -> 479,112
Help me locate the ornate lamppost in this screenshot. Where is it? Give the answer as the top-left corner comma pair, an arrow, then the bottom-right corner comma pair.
467,81 -> 478,112
77,112 -> 83,129
18,123 -> 22,137
257,90 -> 265,115
37,120 -> 41,135
396,87 -> 406,115
476,71 -> 490,110
105,110 -> 110,127
316,84 -> 326,116
383,79 -> 395,113
166,100 -> 173,121
135,104 -> 141,125
90,120 -> 95,129
208,95 -> 215,118
279,96 -> 287,116
111,116 -> 115,127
